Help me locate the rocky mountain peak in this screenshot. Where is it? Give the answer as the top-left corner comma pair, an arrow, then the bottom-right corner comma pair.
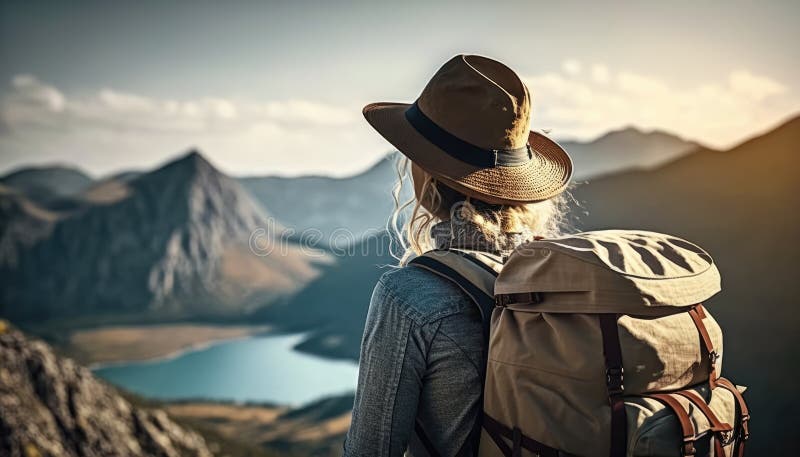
162,148 -> 215,174
0,149 -> 294,322
0,321 -> 213,457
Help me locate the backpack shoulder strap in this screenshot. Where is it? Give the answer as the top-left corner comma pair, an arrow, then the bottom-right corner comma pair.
408,249 -> 499,457
408,249 -> 498,329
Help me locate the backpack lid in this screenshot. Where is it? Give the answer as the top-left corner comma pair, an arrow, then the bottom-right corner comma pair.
495,230 -> 721,314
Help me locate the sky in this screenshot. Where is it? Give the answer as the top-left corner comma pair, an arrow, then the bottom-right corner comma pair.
1,0 -> 799,178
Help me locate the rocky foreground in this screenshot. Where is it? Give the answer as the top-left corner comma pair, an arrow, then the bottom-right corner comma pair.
0,321 -> 213,457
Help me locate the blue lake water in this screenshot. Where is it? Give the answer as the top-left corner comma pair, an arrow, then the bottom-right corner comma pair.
93,333 -> 359,406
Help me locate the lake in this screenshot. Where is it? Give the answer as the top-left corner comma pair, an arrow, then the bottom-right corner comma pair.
93,333 -> 359,405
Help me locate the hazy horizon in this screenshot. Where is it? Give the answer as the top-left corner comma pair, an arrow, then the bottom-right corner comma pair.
4,112 -> 797,182
2,0 -> 799,177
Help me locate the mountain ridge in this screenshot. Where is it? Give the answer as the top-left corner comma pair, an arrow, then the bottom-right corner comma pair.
0,149 -> 320,324
0,165 -> 94,208
559,126 -> 702,179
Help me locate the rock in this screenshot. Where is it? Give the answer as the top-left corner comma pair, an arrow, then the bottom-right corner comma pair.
0,323 -> 213,457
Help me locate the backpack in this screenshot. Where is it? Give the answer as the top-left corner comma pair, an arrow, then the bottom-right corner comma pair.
409,230 -> 750,457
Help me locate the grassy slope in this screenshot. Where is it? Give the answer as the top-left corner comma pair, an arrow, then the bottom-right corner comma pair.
160,394 -> 354,457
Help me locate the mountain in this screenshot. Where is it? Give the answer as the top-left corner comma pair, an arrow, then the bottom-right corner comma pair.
257,231 -> 394,361
240,128 -> 695,241
559,126 -> 700,180
47,170 -> 146,213
0,150 -> 324,324
571,115 -> 800,456
240,155 -> 411,241
0,165 -> 94,206
0,321 -> 213,457
0,185 -> 59,268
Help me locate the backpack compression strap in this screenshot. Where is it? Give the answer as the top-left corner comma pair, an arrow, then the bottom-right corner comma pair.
408,249 -> 498,457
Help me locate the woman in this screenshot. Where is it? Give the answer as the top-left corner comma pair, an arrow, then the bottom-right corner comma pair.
344,55 -> 573,457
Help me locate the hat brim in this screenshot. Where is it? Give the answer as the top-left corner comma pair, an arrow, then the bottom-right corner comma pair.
363,102 -> 573,205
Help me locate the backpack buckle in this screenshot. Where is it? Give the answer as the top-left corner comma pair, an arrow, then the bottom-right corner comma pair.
709,350 -> 720,366
682,436 -> 696,456
606,366 -> 625,395
495,292 -> 542,307
740,413 -> 751,441
718,429 -> 735,446
496,294 -> 511,307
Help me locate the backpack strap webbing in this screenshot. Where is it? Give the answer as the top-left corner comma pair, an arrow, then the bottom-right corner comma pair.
482,413 -> 559,457
408,250 -> 498,457
599,314 -> 628,457
408,250 -> 497,339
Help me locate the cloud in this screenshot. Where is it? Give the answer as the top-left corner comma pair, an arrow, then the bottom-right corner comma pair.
9,86 -> 356,134
10,75 -> 66,112
728,70 -> 787,101
561,59 -> 582,76
0,76 -> 379,176
524,60 -> 798,148
591,64 -> 610,84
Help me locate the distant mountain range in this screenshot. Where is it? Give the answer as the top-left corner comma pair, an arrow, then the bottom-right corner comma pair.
238,126 -> 698,238
0,184 -> 59,268
0,165 -> 93,207
0,124 -> 694,326
1,126 -> 698,242
559,126 -> 700,179
0,151 -> 324,324
240,155 -> 407,241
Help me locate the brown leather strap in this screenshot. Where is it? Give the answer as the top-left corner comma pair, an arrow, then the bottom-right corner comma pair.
674,389 -> 732,433
688,304 -> 719,388
599,314 -> 627,457
674,389 -> 732,456
482,414 -> 559,457
716,377 -> 751,457
648,393 -> 697,456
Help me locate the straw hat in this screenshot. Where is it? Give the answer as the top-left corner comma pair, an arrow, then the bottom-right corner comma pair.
363,54 -> 573,205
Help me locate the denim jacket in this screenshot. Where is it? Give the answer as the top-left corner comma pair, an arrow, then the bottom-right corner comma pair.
344,221 -> 523,457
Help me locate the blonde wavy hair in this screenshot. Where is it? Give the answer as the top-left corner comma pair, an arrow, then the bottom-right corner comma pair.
388,157 -> 569,265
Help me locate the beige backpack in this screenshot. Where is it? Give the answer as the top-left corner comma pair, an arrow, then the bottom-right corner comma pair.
409,230 -> 750,457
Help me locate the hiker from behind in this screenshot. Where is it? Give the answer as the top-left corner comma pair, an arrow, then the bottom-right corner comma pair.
343,54 -> 572,456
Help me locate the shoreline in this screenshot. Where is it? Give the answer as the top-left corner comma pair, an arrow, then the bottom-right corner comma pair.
88,333 -> 266,370
89,330 -> 321,370
68,323 -> 273,367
